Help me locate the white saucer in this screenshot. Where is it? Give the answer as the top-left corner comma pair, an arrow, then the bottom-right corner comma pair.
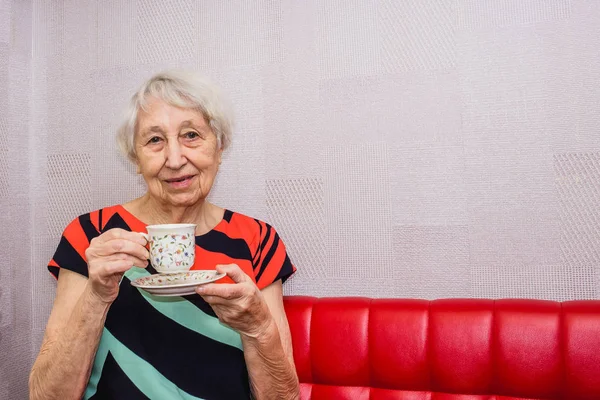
130,270 -> 226,297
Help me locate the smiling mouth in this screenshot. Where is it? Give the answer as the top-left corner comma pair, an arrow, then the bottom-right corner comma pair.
165,175 -> 194,183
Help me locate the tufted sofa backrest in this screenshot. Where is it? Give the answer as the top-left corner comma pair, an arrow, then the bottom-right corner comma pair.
283,296 -> 600,400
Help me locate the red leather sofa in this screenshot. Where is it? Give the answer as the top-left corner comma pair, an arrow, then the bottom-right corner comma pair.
283,297 -> 600,400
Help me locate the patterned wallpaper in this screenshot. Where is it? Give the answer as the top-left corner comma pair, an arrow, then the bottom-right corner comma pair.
1,1 -> 600,398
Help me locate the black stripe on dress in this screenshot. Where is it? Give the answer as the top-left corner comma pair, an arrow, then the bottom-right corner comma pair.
277,254 -> 295,284
252,219 -> 263,265
223,209 -> 233,223
90,352 -> 149,400
254,233 -> 280,282
258,224 -> 271,261
78,213 -> 100,242
51,236 -> 89,277
102,212 -> 129,232
106,276 -> 251,399
196,230 -> 253,261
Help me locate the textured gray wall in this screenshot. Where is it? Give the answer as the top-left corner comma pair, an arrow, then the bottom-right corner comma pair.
1,0 -> 600,398
1,1 -> 33,398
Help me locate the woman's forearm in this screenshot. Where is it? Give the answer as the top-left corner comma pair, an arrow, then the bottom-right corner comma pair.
242,319 -> 300,400
29,285 -> 110,400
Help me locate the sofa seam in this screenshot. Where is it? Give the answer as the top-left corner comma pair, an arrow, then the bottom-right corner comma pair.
367,298 -> 372,399
426,300 -> 432,394
309,297 -> 315,386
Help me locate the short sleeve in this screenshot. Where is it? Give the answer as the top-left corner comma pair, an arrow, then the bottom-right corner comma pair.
251,221 -> 296,290
48,213 -> 100,279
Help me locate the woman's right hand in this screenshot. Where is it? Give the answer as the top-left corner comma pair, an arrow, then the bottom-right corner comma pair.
84,228 -> 149,304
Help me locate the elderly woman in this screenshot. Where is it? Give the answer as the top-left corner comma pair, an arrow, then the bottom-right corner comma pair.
29,71 -> 299,399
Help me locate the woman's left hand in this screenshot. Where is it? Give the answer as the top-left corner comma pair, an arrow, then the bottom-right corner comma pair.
195,264 -> 273,339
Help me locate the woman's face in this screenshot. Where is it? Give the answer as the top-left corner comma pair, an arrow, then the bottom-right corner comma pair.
134,97 -> 222,208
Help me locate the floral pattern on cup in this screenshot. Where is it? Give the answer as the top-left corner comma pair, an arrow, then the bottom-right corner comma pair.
146,229 -> 196,273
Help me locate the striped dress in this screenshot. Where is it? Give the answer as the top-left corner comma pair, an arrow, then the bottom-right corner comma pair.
48,205 -> 296,399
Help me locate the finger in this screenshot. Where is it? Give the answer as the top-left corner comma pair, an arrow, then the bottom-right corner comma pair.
95,238 -> 150,260
196,282 -> 241,299
199,294 -> 229,305
107,253 -> 148,269
96,228 -> 148,246
95,259 -> 140,276
216,264 -> 248,284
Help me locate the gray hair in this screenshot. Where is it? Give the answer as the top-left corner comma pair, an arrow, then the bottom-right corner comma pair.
116,70 -> 233,163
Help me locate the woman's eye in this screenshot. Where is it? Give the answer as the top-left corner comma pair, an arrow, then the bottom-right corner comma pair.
147,136 -> 162,144
184,131 -> 200,139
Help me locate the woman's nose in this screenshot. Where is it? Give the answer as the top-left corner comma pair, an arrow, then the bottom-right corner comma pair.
164,140 -> 186,169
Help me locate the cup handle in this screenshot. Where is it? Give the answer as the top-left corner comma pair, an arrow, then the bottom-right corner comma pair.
139,232 -> 150,245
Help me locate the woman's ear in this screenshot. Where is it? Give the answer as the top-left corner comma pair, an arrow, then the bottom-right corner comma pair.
132,149 -> 142,174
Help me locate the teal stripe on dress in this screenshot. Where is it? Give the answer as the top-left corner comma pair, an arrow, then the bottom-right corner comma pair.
84,328 -> 110,399
124,268 -> 243,350
84,328 -> 205,400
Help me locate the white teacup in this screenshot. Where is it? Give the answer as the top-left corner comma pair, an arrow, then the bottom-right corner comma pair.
140,224 -> 196,274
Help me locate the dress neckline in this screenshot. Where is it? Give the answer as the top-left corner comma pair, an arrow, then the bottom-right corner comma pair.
115,204 -> 229,237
